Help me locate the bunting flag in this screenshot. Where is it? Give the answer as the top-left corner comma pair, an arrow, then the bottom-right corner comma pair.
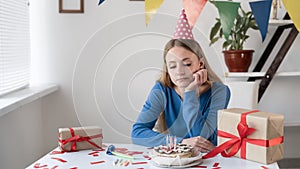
214,1 -> 240,40
282,0 -> 300,32
249,0 -> 272,41
98,0 -> 105,6
183,0 -> 208,29
145,0 -> 164,27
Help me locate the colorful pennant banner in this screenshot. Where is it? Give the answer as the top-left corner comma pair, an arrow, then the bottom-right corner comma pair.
282,0 -> 300,32
214,1 -> 240,40
183,0 -> 208,29
125,0 -> 299,39
98,0 -> 105,6
249,0 -> 272,41
145,0 -> 164,27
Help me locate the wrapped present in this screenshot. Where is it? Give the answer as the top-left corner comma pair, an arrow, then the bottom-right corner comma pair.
58,126 -> 103,152
203,108 -> 284,164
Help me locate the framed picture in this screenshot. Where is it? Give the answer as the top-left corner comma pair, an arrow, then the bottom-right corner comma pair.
59,0 -> 84,13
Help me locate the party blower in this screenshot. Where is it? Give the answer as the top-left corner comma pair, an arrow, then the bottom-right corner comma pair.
106,145 -> 134,160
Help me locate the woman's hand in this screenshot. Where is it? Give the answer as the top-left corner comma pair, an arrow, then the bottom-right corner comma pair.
181,136 -> 215,153
185,69 -> 208,92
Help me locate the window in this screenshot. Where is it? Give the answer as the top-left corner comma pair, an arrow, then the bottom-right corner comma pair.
0,0 -> 30,96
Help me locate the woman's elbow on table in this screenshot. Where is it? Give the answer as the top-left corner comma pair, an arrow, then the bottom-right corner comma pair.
131,124 -> 146,145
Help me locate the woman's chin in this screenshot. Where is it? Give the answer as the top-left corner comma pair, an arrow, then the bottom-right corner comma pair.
176,82 -> 190,89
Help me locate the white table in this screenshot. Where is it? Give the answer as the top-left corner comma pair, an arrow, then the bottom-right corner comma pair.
26,143 -> 279,169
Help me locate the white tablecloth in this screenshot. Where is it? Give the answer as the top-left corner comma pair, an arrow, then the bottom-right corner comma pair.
26,143 -> 279,169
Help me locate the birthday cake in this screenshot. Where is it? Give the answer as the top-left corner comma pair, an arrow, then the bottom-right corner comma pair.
152,143 -> 194,158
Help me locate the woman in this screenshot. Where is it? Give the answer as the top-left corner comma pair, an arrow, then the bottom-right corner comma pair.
131,39 -> 230,152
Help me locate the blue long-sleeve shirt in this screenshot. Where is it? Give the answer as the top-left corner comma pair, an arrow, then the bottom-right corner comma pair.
131,82 -> 230,147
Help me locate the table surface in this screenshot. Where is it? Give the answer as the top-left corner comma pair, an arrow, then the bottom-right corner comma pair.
26,143 -> 279,169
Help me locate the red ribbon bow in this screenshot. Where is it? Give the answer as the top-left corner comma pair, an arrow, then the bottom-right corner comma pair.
203,110 -> 283,159
58,128 -> 103,152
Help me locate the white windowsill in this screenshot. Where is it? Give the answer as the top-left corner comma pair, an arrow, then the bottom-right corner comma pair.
225,71 -> 300,78
0,84 -> 59,117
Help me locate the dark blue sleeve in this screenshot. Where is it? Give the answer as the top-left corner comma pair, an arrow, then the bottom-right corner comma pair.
131,83 -> 181,147
182,83 -> 230,146
206,84 -> 230,145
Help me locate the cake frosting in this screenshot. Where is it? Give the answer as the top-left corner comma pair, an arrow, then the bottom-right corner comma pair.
152,143 -> 194,158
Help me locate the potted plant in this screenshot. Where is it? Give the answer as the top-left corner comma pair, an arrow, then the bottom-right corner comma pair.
209,3 -> 259,72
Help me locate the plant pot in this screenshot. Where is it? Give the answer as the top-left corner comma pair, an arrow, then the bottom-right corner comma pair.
223,50 -> 254,72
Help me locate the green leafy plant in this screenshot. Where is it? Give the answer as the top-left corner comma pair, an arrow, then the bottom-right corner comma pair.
209,7 -> 259,50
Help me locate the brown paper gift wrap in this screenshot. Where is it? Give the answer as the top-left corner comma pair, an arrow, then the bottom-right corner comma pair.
218,108 -> 284,164
58,126 -> 103,152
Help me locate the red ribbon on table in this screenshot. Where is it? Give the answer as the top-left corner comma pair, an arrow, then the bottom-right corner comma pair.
203,110 -> 284,159
58,128 -> 103,152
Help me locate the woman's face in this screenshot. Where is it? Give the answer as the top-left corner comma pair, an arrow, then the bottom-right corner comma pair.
165,46 -> 202,88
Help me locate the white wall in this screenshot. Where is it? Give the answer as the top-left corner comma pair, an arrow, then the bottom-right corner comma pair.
30,0 -> 300,153
2,0 -> 298,168
0,99 -> 46,169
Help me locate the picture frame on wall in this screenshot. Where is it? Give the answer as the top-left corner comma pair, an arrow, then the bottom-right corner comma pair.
59,0 -> 84,13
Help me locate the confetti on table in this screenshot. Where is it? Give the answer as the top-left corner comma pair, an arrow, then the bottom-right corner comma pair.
88,151 -> 100,157
90,160 -> 105,165
113,159 -> 119,166
51,157 -> 67,163
33,163 -> 47,168
114,147 -> 145,157
49,151 -> 64,155
124,161 -> 130,166
50,166 -> 58,169
119,159 -> 124,166
261,166 -> 268,169
143,155 -> 151,160
132,162 -> 148,165
115,147 -> 128,152
213,162 -> 219,167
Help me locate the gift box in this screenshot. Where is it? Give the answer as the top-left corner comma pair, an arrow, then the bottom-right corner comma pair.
58,126 -> 103,152
217,108 -> 284,164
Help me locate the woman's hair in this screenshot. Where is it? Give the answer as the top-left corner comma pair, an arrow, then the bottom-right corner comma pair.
158,39 -> 222,88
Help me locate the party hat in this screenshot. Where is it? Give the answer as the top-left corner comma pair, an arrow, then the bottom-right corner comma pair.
173,9 -> 194,40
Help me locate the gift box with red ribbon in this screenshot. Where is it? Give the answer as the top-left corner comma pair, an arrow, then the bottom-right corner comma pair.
203,108 -> 284,164
58,126 -> 103,152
